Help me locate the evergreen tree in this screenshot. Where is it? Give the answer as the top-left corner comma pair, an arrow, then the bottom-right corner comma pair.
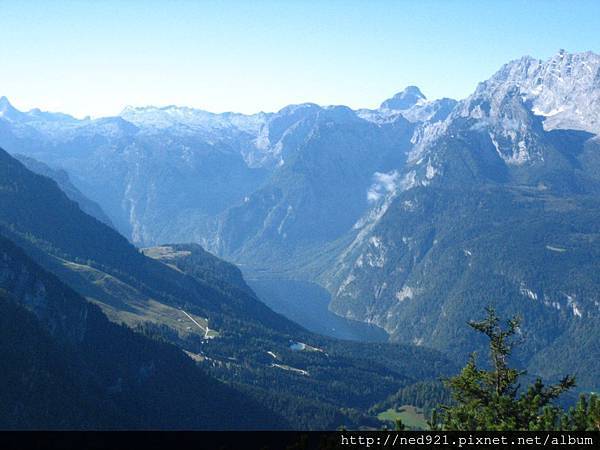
432,307 -> 582,430
564,394 -> 600,431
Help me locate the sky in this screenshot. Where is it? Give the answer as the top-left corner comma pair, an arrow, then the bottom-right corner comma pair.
1,0 -> 600,118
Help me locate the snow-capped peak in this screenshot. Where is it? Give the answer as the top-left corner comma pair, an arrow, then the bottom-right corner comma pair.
119,104 -> 268,135
464,50 -> 600,135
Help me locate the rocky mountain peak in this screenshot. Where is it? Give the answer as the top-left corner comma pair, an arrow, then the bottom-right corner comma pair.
463,51 -> 600,134
380,86 -> 426,110
0,96 -> 25,121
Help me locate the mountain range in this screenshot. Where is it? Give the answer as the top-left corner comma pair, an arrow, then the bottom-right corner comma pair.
1,50 -> 599,428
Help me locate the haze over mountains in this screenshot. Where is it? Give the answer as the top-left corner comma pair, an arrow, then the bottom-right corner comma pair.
1,51 -> 599,428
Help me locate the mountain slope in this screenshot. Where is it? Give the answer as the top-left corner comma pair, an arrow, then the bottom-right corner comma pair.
0,234 -> 285,429
322,51 -> 600,390
0,147 -> 295,333
13,153 -> 114,228
218,107 -> 416,267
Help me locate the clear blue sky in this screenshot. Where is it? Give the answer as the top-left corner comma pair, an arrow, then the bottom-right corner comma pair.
1,0 -> 599,118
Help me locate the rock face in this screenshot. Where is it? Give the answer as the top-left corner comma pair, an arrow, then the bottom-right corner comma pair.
467,50 -> 600,135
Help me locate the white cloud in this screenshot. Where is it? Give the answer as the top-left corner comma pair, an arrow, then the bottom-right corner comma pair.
367,170 -> 399,203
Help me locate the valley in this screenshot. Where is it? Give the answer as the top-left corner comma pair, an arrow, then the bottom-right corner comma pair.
1,48 -> 600,431
0,149 -> 455,429
247,277 -> 389,342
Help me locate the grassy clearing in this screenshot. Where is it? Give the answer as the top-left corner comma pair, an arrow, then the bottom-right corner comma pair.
377,405 -> 428,430
62,259 -> 219,339
141,246 -> 192,260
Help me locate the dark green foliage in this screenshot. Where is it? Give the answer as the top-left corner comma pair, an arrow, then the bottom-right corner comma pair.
564,394 -> 600,431
145,243 -> 255,295
371,380 -> 451,419
432,307 -> 598,431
